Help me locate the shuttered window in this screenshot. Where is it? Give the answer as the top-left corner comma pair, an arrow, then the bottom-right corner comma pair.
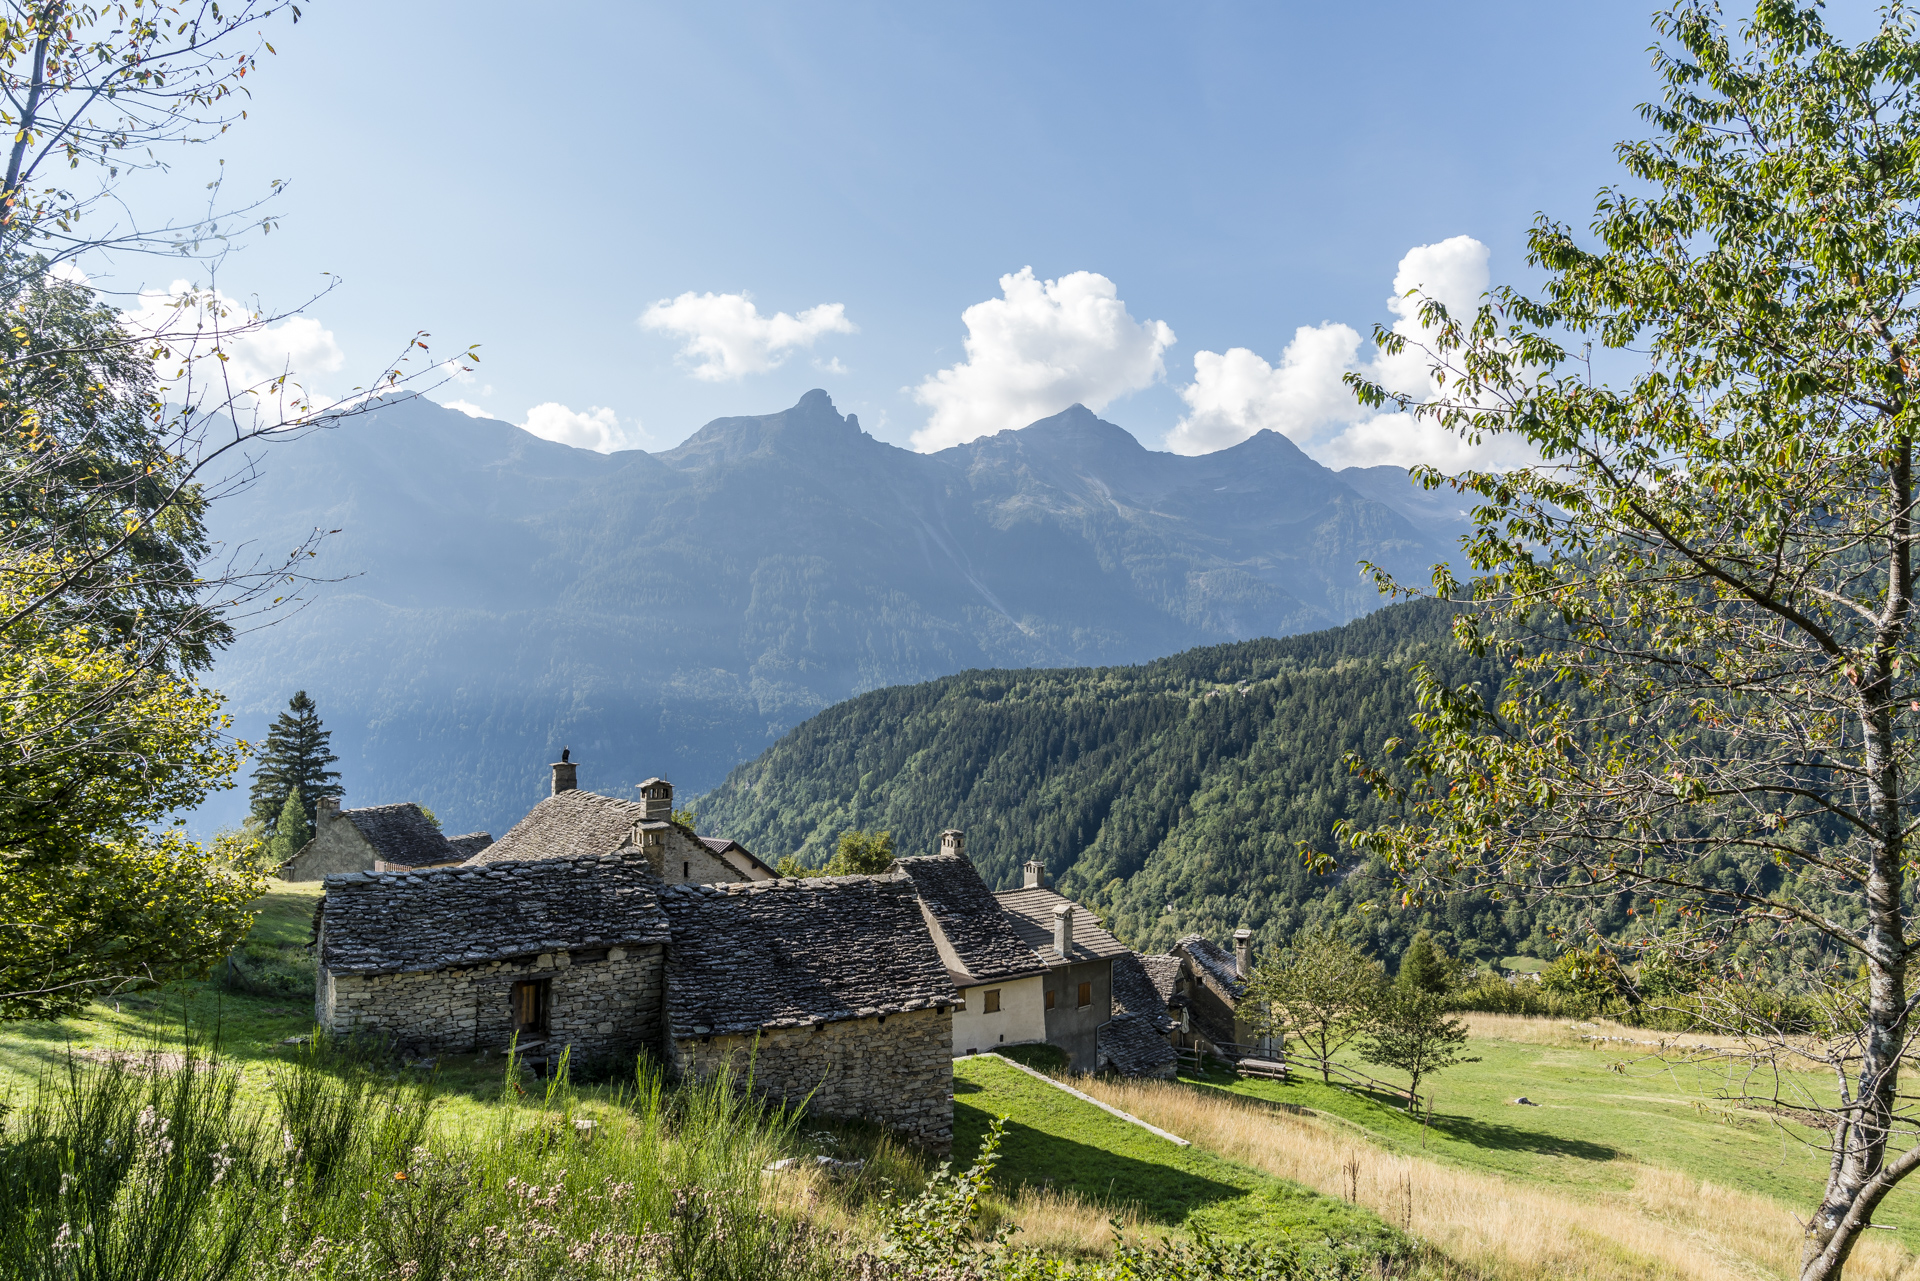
1076,981 -> 1092,1008
983,989 -> 1001,1014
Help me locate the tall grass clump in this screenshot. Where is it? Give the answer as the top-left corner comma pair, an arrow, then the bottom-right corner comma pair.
0,1043 -> 266,1281
0,1036 -> 846,1281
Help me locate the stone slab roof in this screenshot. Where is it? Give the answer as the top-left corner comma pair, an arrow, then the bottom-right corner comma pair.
1177,934 -> 1244,999
1111,951 -> 1175,1034
319,855 -> 670,976
1138,954 -> 1189,1009
1098,1011 -> 1178,1078
660,874 -> 959,1037
896,854 -> 1047,985
992,887 -> 1130,962
468,790 -> 649,865
446,832 -> 494,859
342,803 -> 465,869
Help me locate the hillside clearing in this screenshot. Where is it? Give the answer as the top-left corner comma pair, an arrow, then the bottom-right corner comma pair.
1068,1015 -> 1920,1280
951,1053 -> 1405,1261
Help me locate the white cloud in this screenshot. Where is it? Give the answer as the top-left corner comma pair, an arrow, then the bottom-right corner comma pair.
121,281 -> 345,405
640,291 -> 854,381
911,267 -> 1175,452
519,402 -> 645,453
1171,236 -> 1531,469
441,399 -> 494,419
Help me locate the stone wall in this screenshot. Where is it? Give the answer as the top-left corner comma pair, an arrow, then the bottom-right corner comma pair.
670,1006 -> 953,1153
660,827 -> 745,886
285,814 -> 376,880
320,943 -> 665,1059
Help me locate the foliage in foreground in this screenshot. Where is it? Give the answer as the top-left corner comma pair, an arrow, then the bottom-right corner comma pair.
1331,4 -> 1920,1275
0,1037 -> 1399,1281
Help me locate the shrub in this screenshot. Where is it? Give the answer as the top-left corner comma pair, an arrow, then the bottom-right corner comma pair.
215,940 -> 316,999
1442,974 -> 1583,1017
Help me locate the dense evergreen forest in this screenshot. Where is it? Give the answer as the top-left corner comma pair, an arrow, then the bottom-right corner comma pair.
697,599 -> 1557,964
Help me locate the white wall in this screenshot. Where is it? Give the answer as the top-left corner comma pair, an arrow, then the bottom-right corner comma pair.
952,974 -> 1046,1056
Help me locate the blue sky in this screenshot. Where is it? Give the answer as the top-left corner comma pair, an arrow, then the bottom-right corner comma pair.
88,2 -> 1866,461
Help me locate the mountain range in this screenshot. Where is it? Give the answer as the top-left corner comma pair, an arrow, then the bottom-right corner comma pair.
199,390 -> 1466,838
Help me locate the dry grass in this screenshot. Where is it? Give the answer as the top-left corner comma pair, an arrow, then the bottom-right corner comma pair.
1074,1072 -> 1920,1281
988,1186 -> 1151,1257
759,1135 -> 1149,1259
1458,1013 -> 1763,1055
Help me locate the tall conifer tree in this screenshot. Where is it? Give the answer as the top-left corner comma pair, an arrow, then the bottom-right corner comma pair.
249,692 -> 343,831
270,787 -> 310,865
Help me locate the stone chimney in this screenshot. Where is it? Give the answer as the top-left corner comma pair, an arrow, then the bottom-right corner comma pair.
1052,902 -> 1074,958
551,749 -> 577,795
940,829 -> 964,858
1234,928 -> 1254,977
638,777 -> 673,822
316,796 -> 340,827
1023,860 -> 1048,889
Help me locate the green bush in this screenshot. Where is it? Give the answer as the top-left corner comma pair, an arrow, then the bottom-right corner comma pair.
215,940 -> 317,999
1441,974 -> 1584,1017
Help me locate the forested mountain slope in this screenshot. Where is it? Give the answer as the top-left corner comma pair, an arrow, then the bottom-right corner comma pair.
199,390 -> 1453,837
697,599 -> 1539,960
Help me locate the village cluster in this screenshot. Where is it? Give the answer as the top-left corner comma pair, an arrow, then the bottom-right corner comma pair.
296,757 -> 1269,1153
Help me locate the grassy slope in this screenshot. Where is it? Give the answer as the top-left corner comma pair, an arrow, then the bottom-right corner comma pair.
952,1055 -> 1400,1256
0,883 -> 519,1134
0,882 -> 326,1098
1196,1027 -> 1920,1257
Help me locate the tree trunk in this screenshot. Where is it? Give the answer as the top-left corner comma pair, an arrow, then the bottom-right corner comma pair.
1802,442 -> 1913,1281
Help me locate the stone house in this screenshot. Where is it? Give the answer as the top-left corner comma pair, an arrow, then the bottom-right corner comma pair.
313,854 -> 671,1063
1170,930 -> 1275,1058
659,873 -> 960,1153
896,833 -> 1049,1058
1101,951 -> 1179,1078
282,798 -> 492,880
698,836 -> 778,881
1138,952 -> 1195,1040
993,866 -> 1129,1073
468,759 -> 773,887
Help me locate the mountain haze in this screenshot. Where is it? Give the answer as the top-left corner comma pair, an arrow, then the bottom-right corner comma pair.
202,391 -> 1455,837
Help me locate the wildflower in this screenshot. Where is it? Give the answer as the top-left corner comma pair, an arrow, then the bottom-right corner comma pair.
393,1170 -> 408,1181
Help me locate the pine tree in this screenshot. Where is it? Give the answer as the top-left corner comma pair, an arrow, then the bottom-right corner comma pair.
249,691 -> 343,832
270,787 -> 310,865
1397,930 -> 1451,995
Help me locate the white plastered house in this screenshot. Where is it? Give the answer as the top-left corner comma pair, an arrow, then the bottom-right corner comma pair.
895,832 -> 1049,1056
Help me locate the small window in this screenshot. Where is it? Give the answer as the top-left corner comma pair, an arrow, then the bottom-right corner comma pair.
1076,981 -> 1092,1009
983,989 -> 1001,1014
1045,989 -> 1056,1010
683,861 -> 690,878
